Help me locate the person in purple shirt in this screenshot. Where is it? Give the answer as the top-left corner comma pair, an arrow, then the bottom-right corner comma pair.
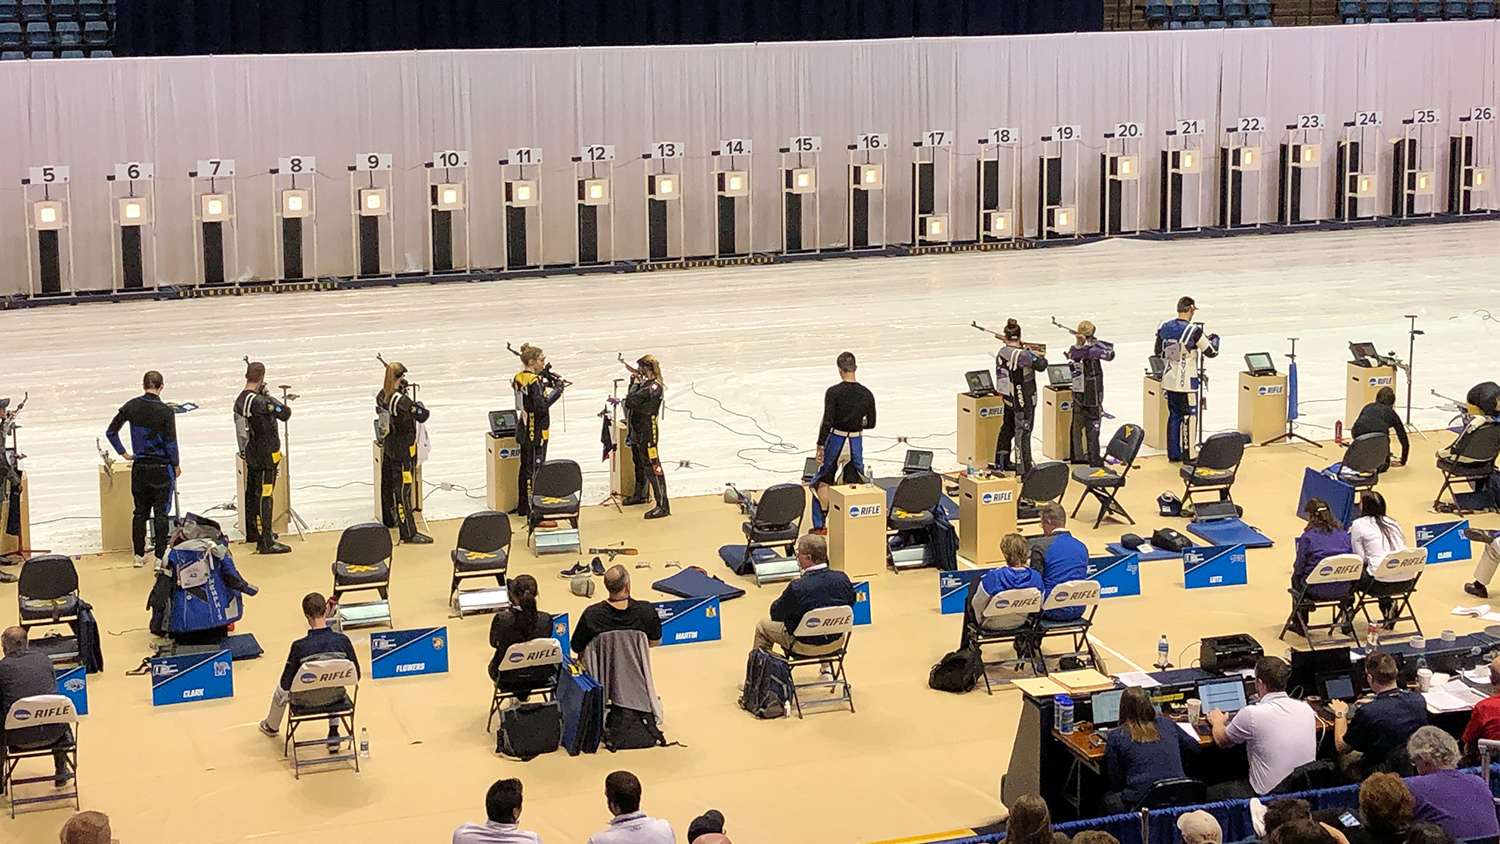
1404,726 -> 1500,842
1290,498 -> 1355,629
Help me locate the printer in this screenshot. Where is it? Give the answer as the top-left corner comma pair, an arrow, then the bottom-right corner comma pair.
1200,634 -> 1264,674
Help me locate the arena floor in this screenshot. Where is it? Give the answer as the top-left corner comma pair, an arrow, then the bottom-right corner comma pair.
2,221 -> 1499,844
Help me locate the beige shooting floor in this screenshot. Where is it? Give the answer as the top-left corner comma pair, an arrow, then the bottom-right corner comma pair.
5,440 -> 1499,844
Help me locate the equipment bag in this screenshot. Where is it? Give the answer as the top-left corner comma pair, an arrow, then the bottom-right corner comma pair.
498,701 -> 562,761
928,645 -> 983,694
1157,492 -> 1182,517
603,704 -> 666,751
1151,527 -> 1194,553
738,649 -> 793,719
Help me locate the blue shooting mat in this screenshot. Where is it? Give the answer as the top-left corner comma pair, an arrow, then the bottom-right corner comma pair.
1187,518 -> 1274,549
1105,542 -> 1182,562
652,567 -> 746,601
717,544 -> 783,575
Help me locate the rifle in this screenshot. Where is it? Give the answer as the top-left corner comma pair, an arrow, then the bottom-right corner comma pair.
972,322 -> 1045,356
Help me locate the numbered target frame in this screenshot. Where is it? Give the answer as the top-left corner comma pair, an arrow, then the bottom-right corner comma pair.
780,135 -> 821,254
426,150 -> 473,274
189,158 -> 241,286
1218,117 -> 1267,229
847,133 -> 889,251
349,152 -> 396,278
1162,120 -> 1209,233
21,165 -> 76,296
713,138 -> 754,258
976,128 -> 1021,243
643,141 -> 687,263
912,129 -> 955,246
1100,122 -> 1145,236
1392,109 -> 1441,219
1448,107 -> 1494,215
500,147 -> 544,270
1038,125 -> 1082,240
574,144 -> 617,266
107,162 -> 159,292
1336,111 -> 1384,221
270,155 -> 318,282
1277,114 -> 1326,226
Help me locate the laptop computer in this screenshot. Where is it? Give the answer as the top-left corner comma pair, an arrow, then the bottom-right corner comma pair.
1321,674 -> 1357,702
1196,678 -> 1248,714
801,456 -> 821,482
488,409 -> 518,438
1046,364 -> 1073,389
1244,352 -> 1277,377
965,370 -> 996,397
902,450 -> 934,475
1146,356 -> 1166,380
1090,688 -> 1125,730
1348,342 -> 1379,366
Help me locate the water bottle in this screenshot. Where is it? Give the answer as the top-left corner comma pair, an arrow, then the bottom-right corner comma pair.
359,727 -> 370,759
966,459 -> 976,478
1158,635 -> 1170,668
1366,621 -> 1380,650
1055,695 -> 1075,735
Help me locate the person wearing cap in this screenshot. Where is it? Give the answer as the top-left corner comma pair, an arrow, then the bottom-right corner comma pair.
1178,810 -> 1223,844
687,809 -> 727,843
621,354 -> 669,519
1065,319 -> 1115,467
1154,296 -> 1219,462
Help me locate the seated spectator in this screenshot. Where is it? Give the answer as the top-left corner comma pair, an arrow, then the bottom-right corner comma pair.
586,770 -> 675,844
1350,491 -> 1409,626
687,809 -> 727,844
1331,652 -> 1427,778
58,811 -> 112,844
1438,384 -> 1499,467
0,626 -> 72,789
1404,726 -> 1499,842
1037,503 -> 1088,622
1005,794 -> 1070,844
1350,387 -> 1409,469
453,777 -> 541,844
1262,798 -> 1314,839
1103,687 -> 1199,812
1403,823 -> 1453,844
1291,498 -> 1356,628
1348,773 -> 1417,844
964,533 -> 1044,650
1460,655 -> 1500,758
1208,656 -> 1316,797
1275,818 -> 1341,844
1074,832 -> 1120,844
1177,810 -> 1222,844
752,534 -> 855,656
257,592 -> 361,748
572,566 -> 662,657
487,575 -> 557,697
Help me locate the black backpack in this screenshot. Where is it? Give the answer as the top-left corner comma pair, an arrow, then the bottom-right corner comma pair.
603,705 -> 666,751
1151,527 -> 1194,553
739,649 -> 793,719
497,701 -> 562,760
928,646 -> 983,693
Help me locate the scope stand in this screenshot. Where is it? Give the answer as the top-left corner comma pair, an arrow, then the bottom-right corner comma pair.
1401,314 -> 1427,440
1262,338 -> 1320,448
275,385 -> 309,541
599,378 -> 625,513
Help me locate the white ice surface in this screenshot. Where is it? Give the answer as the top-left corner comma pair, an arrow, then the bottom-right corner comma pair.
6,220 -> 1499,553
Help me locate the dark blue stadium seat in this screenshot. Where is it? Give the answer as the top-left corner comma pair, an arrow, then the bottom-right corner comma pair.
1185,18 -> 1208,26
0,5 -> 17,24
1417,0 -> 1442,15
82,19 -> 106,44
1339,0 -> 1364,14
1231,17 -> 1252,24
1474,1 -> 1494,15
55,20 -> 79,45
1225,1 -> 1249,16
89,47 -> 110,56
1252,16 -> 1273,23
52,0 -> 78,18
0,21 -> 19,46
1249,1 -> 1273,16
1366,0 -> 1389,11
24,20 -> 49,46
60,48 -> 83,57
1391,0 -> 1415,12
30,48 -> 53,57
1145,1 -> 1171,21
0,49 -> 22,60
1200,1 -> 1224,17
1209,18 -> 1230,25
1167,19 -> 1185,27
79,0 -> 104,20
1441,0 -> 1466,14
20,0 -> 44,23
1173,1 -> 1197,20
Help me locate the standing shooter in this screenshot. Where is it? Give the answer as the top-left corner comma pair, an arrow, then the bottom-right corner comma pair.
376,361 -> 431,544
105,370 -> 180,568
810,352 -> 876,533
235,361 -> 292,554
512,344 -> 565,518
994,319 -> 1047,474
621,355 -> 669,520
1155,297 -> 1220,462
1065,320 -> 1115,467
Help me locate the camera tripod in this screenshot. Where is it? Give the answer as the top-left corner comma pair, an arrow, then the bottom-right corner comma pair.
275,384 -> 309,541
1262,338 -> 1320,448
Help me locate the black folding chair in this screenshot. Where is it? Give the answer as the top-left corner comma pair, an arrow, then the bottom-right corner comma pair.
1016,461 -> 1070,529
330,523 -> 394,630
450,510 -> 511,607
17,555 -> 82,665
1137,777 -> 1207,810
740,483 -> 805,575
1334,432 -> 1391,492
1071,424 -> 1145,528
527,459 -> 583,540
887,472 -> 942,571
1279,553 -> 1361,648
1181,432 -> 1245,510
1434,425 -> 1500,514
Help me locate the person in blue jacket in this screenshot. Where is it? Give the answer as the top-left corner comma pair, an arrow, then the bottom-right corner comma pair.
1038,503 -> 1089,622
964,533 -> 1044,653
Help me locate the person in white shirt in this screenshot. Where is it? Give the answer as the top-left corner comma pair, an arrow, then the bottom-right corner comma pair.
1206,656 -> 1316,798
586,771 -> 676,844
453,778 -> 543,844
1349,491 -> 1409,627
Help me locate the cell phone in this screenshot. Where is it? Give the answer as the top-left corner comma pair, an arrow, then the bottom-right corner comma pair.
1338,813 -> 1362,828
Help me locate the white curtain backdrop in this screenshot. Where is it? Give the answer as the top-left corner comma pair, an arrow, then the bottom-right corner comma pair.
0,22 -> 1495,296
